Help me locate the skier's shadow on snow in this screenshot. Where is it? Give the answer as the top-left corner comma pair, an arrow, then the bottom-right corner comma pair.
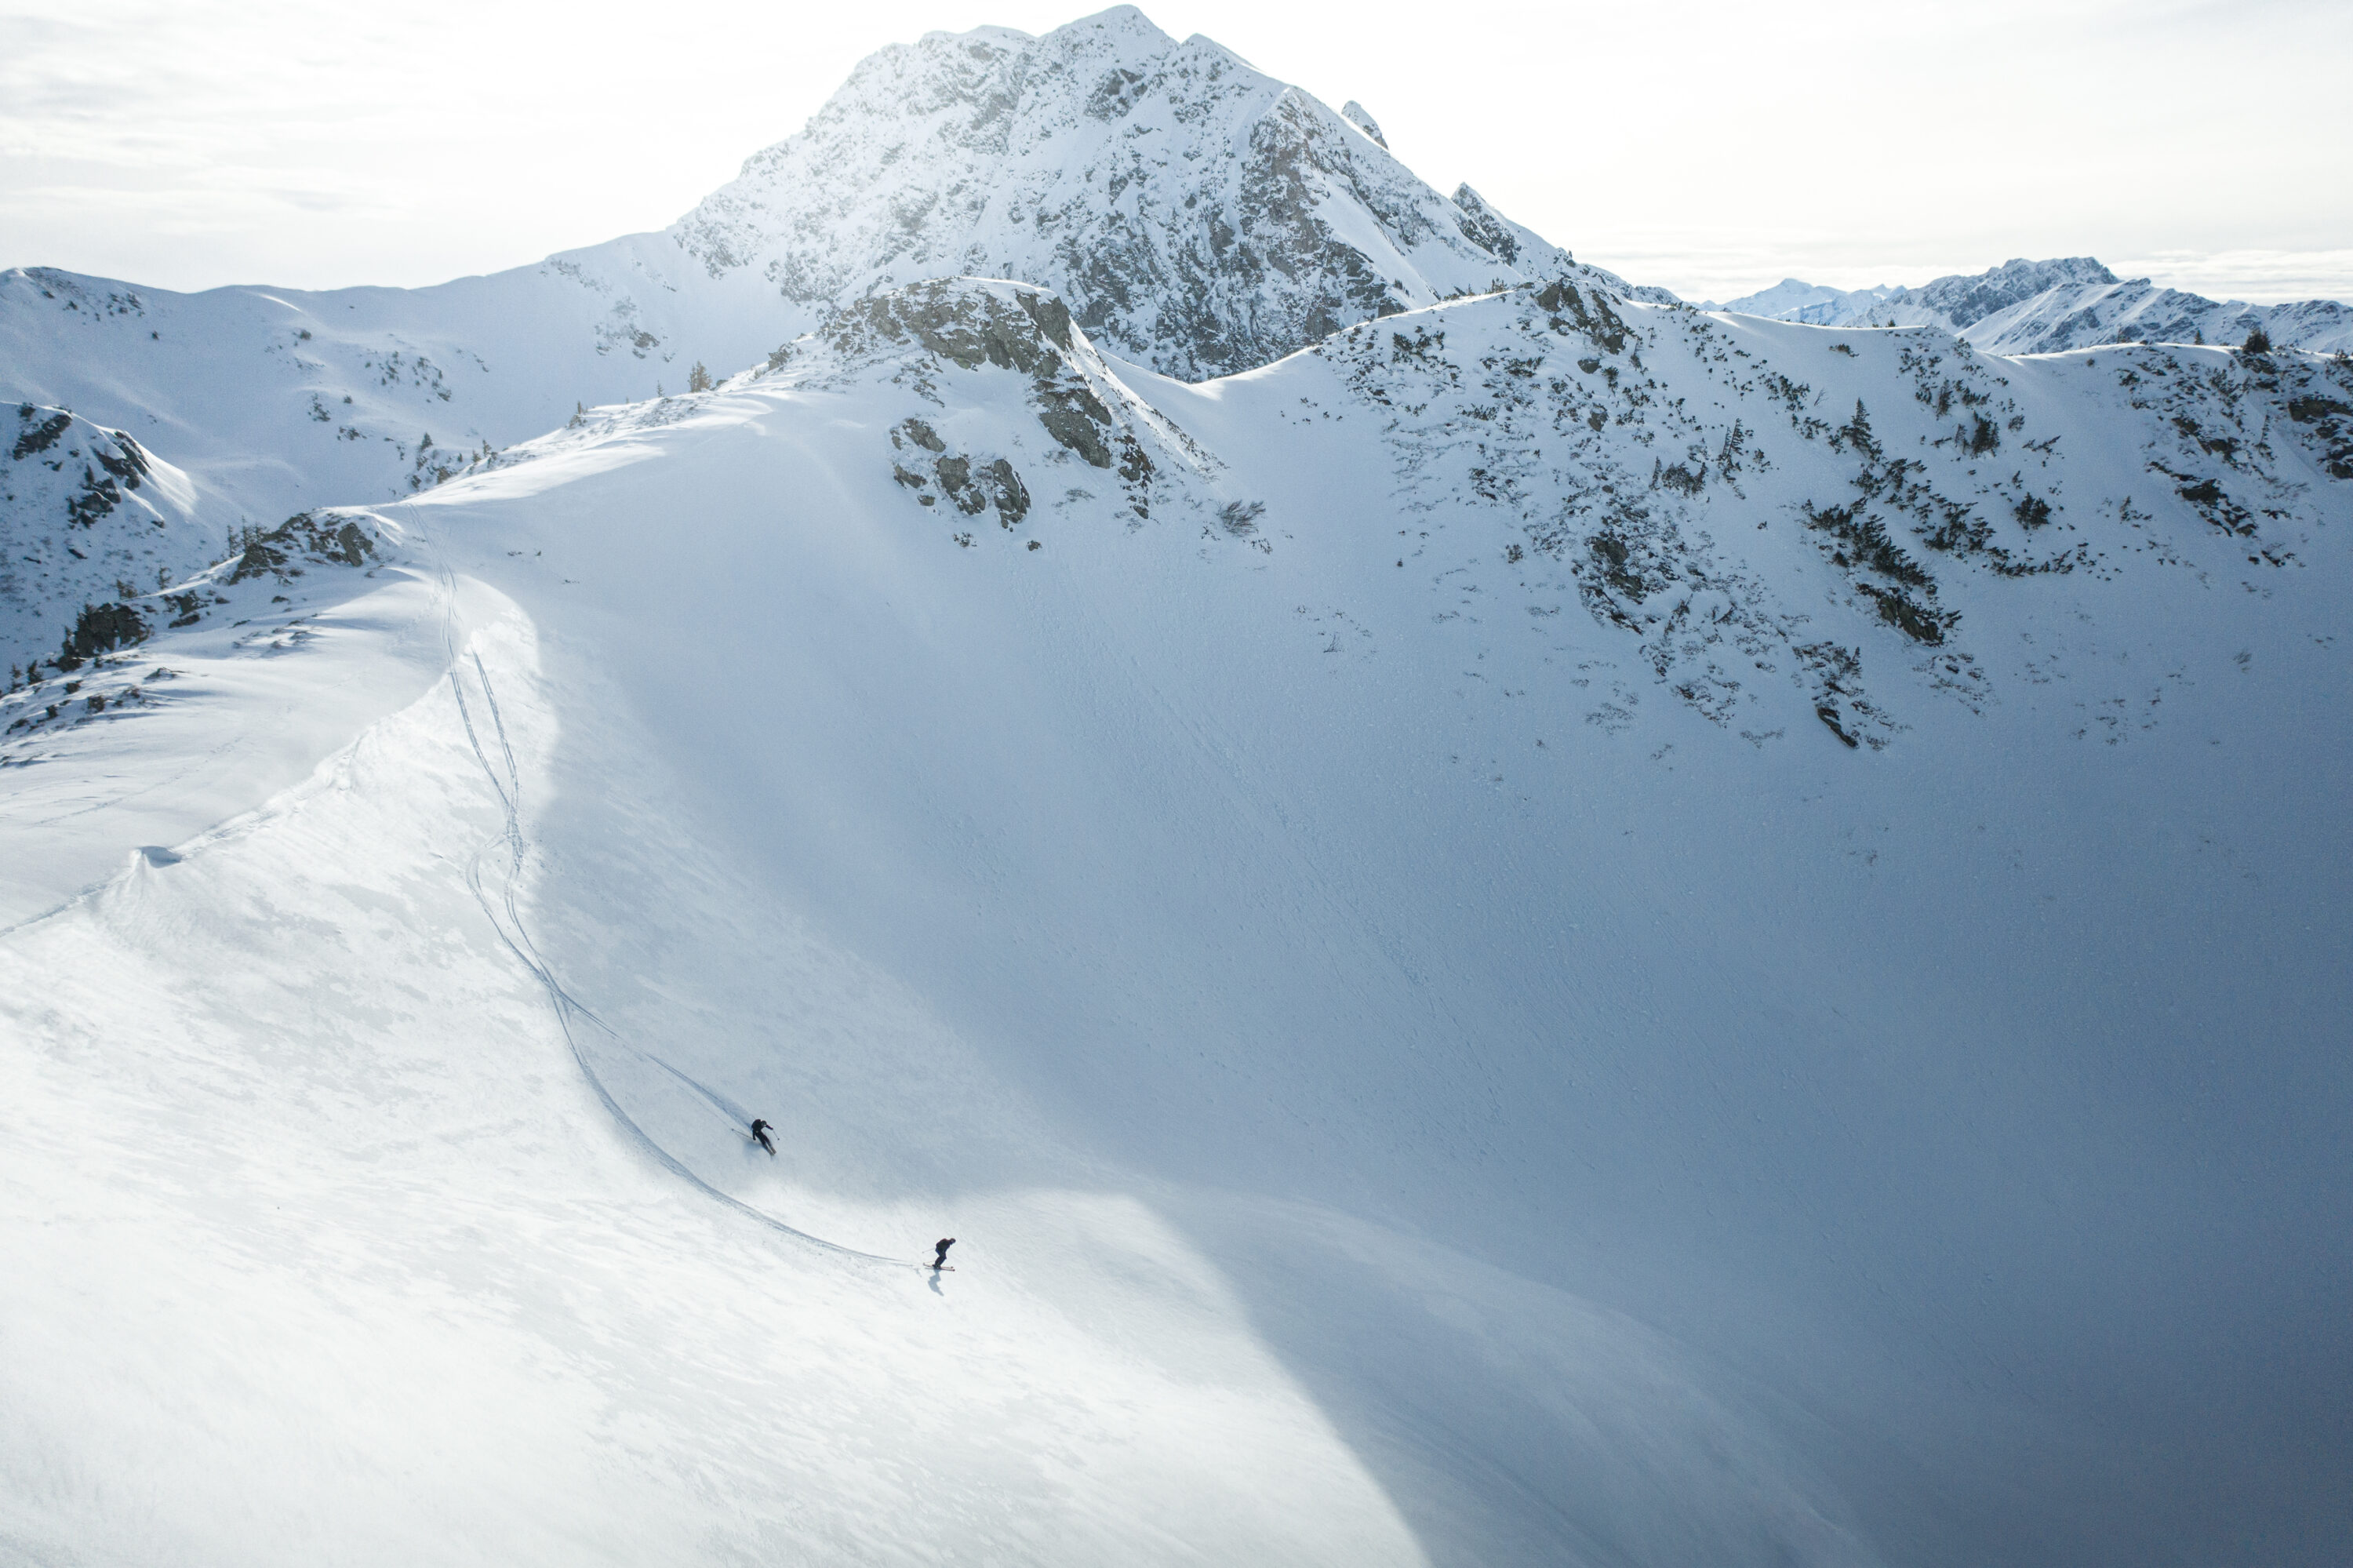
927,1269 -> 946,1298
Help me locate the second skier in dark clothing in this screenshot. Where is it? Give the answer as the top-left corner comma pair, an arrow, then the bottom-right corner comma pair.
750,1119 -> 776,1156
933,1238 -> 955,1270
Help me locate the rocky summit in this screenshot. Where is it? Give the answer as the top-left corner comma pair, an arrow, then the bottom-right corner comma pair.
674,6 -> 1599,380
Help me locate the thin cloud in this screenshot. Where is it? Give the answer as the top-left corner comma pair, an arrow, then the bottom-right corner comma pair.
2,0 -> 2346,300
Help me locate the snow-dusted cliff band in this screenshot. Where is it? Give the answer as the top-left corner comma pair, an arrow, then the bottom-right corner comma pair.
3,9 -> 2349,1568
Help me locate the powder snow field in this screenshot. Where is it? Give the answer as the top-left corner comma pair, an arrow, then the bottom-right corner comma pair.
5,268 -> 2349,1566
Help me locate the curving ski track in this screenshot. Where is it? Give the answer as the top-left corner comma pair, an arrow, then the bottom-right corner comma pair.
426,548 -> 925,1271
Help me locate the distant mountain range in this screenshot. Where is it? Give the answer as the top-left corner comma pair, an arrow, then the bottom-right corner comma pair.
1708,256 -> 2353,355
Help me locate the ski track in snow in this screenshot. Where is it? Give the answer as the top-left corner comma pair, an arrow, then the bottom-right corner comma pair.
2,268 -> 2347,1568
428,542 -> 929,1271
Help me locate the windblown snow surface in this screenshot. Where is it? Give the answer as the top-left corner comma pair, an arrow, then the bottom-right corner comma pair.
5,15 -> 2352,1568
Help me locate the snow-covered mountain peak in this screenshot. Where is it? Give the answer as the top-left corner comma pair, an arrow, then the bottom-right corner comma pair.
667,7 -> 1582,380
1913,255 -> 2118,324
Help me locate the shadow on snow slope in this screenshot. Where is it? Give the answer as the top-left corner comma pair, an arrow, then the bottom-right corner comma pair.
382,290 -> 2351,1564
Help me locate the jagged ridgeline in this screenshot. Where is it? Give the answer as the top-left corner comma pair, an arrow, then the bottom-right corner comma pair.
1717,256 -> 2353,355
462,269 -> 2349,754
2,0 -> 2349,737
1302,280 -> 2351,744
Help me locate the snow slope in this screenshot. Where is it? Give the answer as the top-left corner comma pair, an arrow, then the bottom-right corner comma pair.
0,243 -> 789,591
1717,256 -> 2353,355
5,275 -> 2348,1566
0,507 -> 446,924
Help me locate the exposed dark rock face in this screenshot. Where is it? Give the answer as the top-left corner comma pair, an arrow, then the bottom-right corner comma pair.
1912,256 -> 2119,326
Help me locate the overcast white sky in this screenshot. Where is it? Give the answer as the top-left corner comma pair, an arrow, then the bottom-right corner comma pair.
2,0 -> 2347,304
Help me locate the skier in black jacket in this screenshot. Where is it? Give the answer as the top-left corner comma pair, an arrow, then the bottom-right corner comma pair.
750,1119 -> 776,1156
933,1238 -> 955,1270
